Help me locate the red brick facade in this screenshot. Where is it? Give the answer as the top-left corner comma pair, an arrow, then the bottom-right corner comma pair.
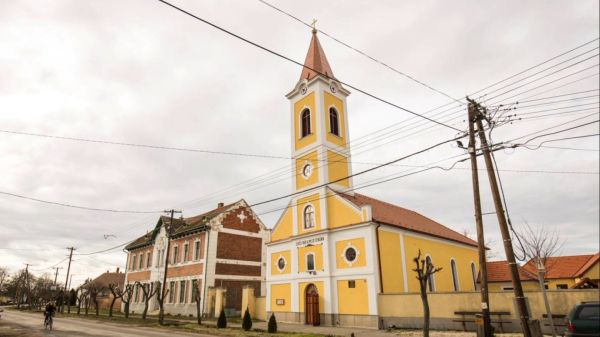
221,207 -> 260,233
215,263 -> 261,276
216,233 -> 262,262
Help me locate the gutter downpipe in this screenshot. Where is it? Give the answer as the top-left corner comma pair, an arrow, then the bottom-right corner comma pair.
202,224 -> 211,318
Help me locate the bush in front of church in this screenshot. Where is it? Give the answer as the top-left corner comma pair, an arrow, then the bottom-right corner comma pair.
217,308 -> 227,328
268,313 -> 277,333
242,307 -> 252,331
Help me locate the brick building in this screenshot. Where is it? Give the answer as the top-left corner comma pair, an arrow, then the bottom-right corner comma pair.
123,200 -> 269,316
88,269 -> 125,311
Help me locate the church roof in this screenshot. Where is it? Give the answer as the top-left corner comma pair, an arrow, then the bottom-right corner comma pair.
339,192 -> 478,247
300,30 -> 335,81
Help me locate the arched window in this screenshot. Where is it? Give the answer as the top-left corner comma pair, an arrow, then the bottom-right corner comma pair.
306,253 -> 315,271
301,109 -> 311,137
329,107 -> 339,136
303,205 -> 315,229
471,262 -> 477,290
451,259 -> 459,291
425,256 -> 435,292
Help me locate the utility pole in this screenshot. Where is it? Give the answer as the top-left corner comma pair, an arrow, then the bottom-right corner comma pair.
159,209 -> 182,325
63,247 -> 75,313
24,263 -> 31,308
52,267 -> 63,286
470,100 -> 532,337
467,102 -> 492,337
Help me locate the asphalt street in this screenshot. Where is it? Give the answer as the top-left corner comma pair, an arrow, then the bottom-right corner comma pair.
0,309 -> 214,337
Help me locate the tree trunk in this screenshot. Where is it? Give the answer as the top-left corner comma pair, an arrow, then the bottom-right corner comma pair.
124,302 -> 130,319
196,298 -> 202,325
143,300 -> 149,319
94,299 -> 99,316
421,291 -> 430,337
109,297 -> 116,317
158,302 -> 164,325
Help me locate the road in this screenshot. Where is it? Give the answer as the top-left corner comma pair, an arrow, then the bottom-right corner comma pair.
0,309 -> 215,337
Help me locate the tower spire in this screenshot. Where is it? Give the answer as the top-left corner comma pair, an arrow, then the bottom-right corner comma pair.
300,28 -> 334,81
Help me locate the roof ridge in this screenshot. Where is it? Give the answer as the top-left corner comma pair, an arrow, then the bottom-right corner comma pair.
351,192 -> 476,245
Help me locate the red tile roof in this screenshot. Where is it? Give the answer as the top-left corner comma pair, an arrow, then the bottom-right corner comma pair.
485,260 -> 536,282
486,253 -> 600,282
574,253 -> 600,277
339,192 -> 478,247
90,271 -> 125,288
522,254 -> 599,279
300,30 -> 335,81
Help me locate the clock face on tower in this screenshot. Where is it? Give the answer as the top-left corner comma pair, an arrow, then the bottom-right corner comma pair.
301,163 -> 313,179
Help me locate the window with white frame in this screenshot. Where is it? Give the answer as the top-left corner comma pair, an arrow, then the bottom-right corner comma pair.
132,255 -> 137,271
276,256 -> 286,271
172,246 -> 178,265
139,253 -> 144,269
303,205 -> 315,229
146,252 -> 152,268
183,243 -> 189,262
169,281 -> 175,303
451,259 -> 459,291
329,107 -> 340,136
179,280 -> 186,303
471,262 -> 477,290
425,256 -> 436,292
301,109 -> 311,137
306,253 -> 315,271
194,240 -> 201,260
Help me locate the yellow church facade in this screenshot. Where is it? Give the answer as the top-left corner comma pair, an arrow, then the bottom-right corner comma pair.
265,29 -> 479,328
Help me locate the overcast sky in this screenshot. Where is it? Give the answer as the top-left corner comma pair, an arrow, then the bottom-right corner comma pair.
1,0 -> 598,288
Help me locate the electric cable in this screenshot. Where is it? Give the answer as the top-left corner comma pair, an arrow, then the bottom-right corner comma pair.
156,0 -> 462,132
256,0 -> 463,104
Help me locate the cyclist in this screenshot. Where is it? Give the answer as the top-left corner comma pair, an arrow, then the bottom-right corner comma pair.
44,301 -> 56,329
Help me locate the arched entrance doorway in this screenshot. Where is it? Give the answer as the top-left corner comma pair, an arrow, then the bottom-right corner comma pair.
305,284 -> 320,326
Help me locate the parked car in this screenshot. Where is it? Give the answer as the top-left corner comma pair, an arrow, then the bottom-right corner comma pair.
564,301 -> 600,337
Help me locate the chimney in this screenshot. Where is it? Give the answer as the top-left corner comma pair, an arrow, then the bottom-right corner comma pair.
218,202 -> 224,208
116,267 -> 120,273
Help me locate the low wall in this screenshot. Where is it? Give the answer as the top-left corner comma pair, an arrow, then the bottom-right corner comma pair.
378,289 -> 599,333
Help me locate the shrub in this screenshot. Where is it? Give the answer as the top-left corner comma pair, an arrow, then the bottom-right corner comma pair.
242,307 -> 252,331
268,313 -> 277,333
217,308 -> 227,329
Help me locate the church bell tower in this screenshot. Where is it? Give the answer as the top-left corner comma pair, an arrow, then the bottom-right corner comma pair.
286,29 -> 353,195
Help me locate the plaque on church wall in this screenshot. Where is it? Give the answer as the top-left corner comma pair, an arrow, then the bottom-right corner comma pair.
276,299 -> 285,305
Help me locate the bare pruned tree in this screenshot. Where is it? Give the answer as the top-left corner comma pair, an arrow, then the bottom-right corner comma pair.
518,222 -> 563,275
413,249 -> 442,337
0,267 -> 7,291
76,286 -> 88,315
135,281 -> 158,320
108,283 -> 123,317
120,283 -> 134,319
157,282 -> 169,325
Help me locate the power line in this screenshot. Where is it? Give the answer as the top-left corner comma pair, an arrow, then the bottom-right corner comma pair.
475,38 -> 599,94
0,190 -> 163,214
0,129 -> 289,160
256,0 -> 463,104
156,0 -> 461,132
516,107 -> 598,121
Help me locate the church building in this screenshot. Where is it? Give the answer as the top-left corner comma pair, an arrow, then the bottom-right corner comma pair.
265,29 -> 480,328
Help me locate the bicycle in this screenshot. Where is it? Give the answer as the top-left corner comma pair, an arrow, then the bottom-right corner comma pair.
44,312 -> 53,331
